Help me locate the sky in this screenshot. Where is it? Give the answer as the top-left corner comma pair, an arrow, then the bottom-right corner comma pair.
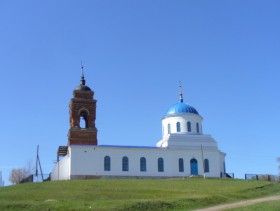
0,0 -> 280,185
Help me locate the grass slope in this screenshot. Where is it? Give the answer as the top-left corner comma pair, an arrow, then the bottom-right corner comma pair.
229,200 -> 280,211
0,178 -> 280,210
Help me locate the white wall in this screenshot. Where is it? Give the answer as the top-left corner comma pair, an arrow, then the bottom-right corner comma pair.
220,152 -> 226,173
51,154 -> 70,181
69,145 -> 225,179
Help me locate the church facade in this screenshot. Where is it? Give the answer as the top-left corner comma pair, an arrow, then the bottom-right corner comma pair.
51,68 -> 226,180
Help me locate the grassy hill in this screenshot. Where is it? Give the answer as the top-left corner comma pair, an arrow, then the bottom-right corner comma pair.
0,178 -> 280,210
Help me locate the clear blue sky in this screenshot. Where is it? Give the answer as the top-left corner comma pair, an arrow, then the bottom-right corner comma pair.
1,0 -> 279,185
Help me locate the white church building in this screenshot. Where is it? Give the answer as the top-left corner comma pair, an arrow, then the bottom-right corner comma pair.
51,69 -> 226,180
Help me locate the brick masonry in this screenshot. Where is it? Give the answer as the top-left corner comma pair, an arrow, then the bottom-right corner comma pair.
68,89 -> 98,145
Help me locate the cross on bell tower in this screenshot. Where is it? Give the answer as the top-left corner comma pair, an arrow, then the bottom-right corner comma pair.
68,65 -> 98,145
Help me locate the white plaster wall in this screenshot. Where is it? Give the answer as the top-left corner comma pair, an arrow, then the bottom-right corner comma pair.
156,132 -> 219,149
69,145 -> 224,178
51,155 -> 70,181
162,114 -> 203,137
219,152 -> 226,173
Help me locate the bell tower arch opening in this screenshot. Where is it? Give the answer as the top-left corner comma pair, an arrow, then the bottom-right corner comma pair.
79,109 -> 89,129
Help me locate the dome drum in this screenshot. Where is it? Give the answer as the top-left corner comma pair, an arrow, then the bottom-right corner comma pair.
162,115 -> 202,137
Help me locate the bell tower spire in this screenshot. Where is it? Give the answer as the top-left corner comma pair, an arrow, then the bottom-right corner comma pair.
179,81 -> 183,103
80,62 -> 86,85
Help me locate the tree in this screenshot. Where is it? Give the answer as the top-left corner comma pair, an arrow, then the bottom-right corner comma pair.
9,162 -> 33,184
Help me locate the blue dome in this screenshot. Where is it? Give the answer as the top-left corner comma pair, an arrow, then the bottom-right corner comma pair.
166,102 -> 199,116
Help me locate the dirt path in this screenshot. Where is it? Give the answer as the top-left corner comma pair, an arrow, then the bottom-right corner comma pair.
194,195 -> 280,211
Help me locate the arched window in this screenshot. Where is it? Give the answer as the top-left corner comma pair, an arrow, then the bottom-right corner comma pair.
122,156 -> 129,171
204,159 -> 209,173
179,158 -> 184,172
140,157 -> 146,172
187,121 -> 191,132
176,122 -> 181,132
190,158 -> 198,175
79,109 -> 89,129
104,156 -> 110,171
196,123 -> 199,133
80,116 -> 86,128
168,124 -> 171,134
158,157 -> 164,172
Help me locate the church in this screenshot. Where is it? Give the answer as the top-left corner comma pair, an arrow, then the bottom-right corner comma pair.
51,67 -> 226,180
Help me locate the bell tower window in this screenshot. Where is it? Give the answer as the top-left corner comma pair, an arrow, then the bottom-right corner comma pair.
79,109 -> 89,129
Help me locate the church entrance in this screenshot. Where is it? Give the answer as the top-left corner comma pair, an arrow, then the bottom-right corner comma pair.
190,158 -> 198,175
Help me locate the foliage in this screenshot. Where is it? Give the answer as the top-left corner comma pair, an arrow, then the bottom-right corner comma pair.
9,162 -> 33,184
0,178 -> 280,210
9,168 -> 29,184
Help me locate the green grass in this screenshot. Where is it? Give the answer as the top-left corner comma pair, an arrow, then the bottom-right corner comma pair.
229,200 -> 280,211
0,178 -> 280,210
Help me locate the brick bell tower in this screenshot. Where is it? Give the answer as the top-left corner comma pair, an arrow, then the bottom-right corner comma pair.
68,65 -> 98,146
